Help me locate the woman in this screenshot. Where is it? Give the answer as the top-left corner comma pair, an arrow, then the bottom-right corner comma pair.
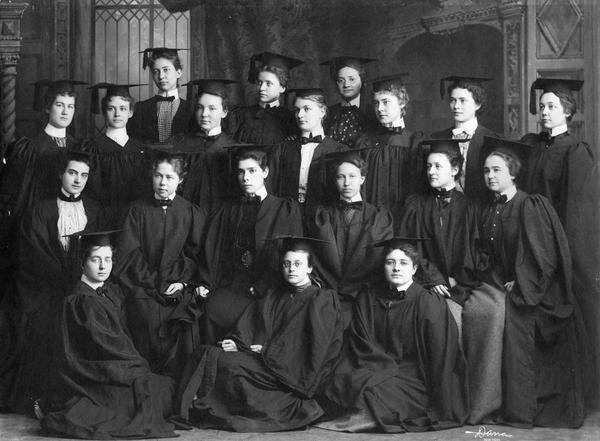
199,145 -> 303,343
470,136 -> 584,427
41,231 -> 176,439
227,51 -> 302,144
318,238 -> 468,433
320,56 -> 377,146
354,74 -> 423,211
307,150 -> 393,327
114,153 -> 206,378
270,88 -> 347,218
174,236 -> 344,432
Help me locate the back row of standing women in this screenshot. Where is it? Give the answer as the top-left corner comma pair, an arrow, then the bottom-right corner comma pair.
0,48 -> 596,437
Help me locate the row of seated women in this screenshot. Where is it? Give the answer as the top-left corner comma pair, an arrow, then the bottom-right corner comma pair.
0,48 -> 595,438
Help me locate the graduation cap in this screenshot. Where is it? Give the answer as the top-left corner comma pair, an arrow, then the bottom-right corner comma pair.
139,47 -> 189,70
439,76 -> 492,99
247,51 -> 304,83
89,83 -> 146,114
528,77 -> 583,115
481,136 -> 532,169
418,139 -> 464,171
183,78 -> 238,105
369,73 -> 410,93
267,235 -> 330,254
63,229 -> 121,261
320,56 -> 377,81
32,79 -> 88,112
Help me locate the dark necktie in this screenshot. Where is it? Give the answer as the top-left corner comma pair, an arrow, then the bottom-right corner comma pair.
156,95 -> 175,102
386,126 -> 404,134
432,188 -> 452,206
58,192 -> 81,203
154,198 -> 172,208
96,285 -> 108,297
494,194 -> 508,205
241,195 -> 261,205
339,200 -> 363,223
300,134 -> 323,144
385,288 -> 406,300
539,131 -> 555,146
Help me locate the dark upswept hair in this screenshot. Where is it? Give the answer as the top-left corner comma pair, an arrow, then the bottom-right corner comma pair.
335,64 -> 367,83
447,80 -> 487,116
542,90 -> 577,121
148,48 -> 183,71
383,242 -> 420,268
80,244 -> 116,266
281,247 -> 314,269
486,151 -> 522,178
196,91 -> 230,113
427,147 -> 464,179
373,83 -> 410,118
294,94 -> 328,121
151,154 -> 188,182
44,87 -> 78,112
333,154 -> 368,177
60,150 -> 92,174
236,149 -> 269,171
257,65 -> 289,88
101,94 -> 135,115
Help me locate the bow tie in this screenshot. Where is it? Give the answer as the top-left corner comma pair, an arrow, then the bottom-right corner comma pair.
96,285 -> 108,297
494,194 -> 508,205
384,288 -> 406,300
433,188 -> 452,200
386,126 -> 404,134
58,192 -> 81,203
338,200 -> 363,210
300,135 -> 323,144
156,95 -> 175,102
154,198 -> 172,208
241,195 -> 261,205
539,131 -> 555,145
452,130 -> 471,141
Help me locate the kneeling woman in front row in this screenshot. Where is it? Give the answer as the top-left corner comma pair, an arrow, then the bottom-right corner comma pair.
317,238 -> 468,433
174,236 -> 344,432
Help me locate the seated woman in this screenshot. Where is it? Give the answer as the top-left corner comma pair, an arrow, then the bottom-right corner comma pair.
317,238 -> 468,433
174,236 -> 344,432
41,231 -> 176,439
320,56 -> 377,146
468,137 -> 584,428
114,153 -> 206,378
82,83 -> 148,227
270,88 -> 347,218
199,145 -> 303,344
227,52 -> 302,144
307,151 -> 393,327
354,74 -> 424,211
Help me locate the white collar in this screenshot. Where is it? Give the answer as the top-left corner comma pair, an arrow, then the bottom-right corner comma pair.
158,89 -> 179,100
341,96 -> 361,108
45,124 -> 67,138
436,183 -> 456,192
81,276 -> 104,291
205,126 -> 222,136
340,193 -> 363,203
245,185 -> 268,201
300,128 -> 325,138
259,99 -> 280,109
500,185 -> 518,202
549,123 -> 568,137
61,187 -> 80,199
392,280 -> 413,292
383,117 -> 405,129
105,127 -> 129,147
453,118 -> 478,136
154,192 -> 176,201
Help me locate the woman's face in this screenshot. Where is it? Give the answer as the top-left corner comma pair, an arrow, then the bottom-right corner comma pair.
237,158 -> 268,196
82,245 -> 113,284
483,154 -> 515,194
449,87 -> 480,124
384,249 -> 417,288
196,93 -> 227,132
151,57 -> 182,92
336,66 -> 362,101
427,153 -> 458,189
294,97 -> 325,134
335,161 -> 365,200
256,71 -> 285,104
104,96 -> 133,129
539,92 -> 569,130
282,250 -> 312,287
152,161 -> 182,198
47,94 -> 76,129
61,160 -> 90,195
373,91 -> 403,126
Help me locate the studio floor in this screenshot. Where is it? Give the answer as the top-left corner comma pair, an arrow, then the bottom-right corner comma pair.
1,411 -> 600,441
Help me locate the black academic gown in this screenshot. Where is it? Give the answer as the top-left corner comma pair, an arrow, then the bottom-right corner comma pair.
226,104 -> 296,144
477,190 -> 585,428
41,281 -> 176,439
127,96 -> 191,143
80,134 -> 150,228
324,103 -> 376,147
114,195 -> 206,377
9,195 -> 102,413
174,282 -> 344,432
307,201 -> 393,326
269,136 -> 347,217
354,127 -> 424,210
201,194 -> 303,343
398,189 -> 480,304
430,125 -> 499,202
323,282 -> 468,432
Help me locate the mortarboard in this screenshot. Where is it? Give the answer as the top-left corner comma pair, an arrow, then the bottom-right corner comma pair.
481,136 -> 532,169
32,79 -> 88,112
89,83 -> 146,114
247,51 -> 304,83
419,138 -> 463,155
267,235 -> 330,254
184,78 -> 238,105
528,77 -> 583,115
369,73 -> 410,93
439,76 -> 492,99
319,56 -> 377,81
139,47 -> 189,70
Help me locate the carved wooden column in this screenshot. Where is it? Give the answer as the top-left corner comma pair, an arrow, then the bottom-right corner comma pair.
0,2 -> 28,148
499,0 -> 526,140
